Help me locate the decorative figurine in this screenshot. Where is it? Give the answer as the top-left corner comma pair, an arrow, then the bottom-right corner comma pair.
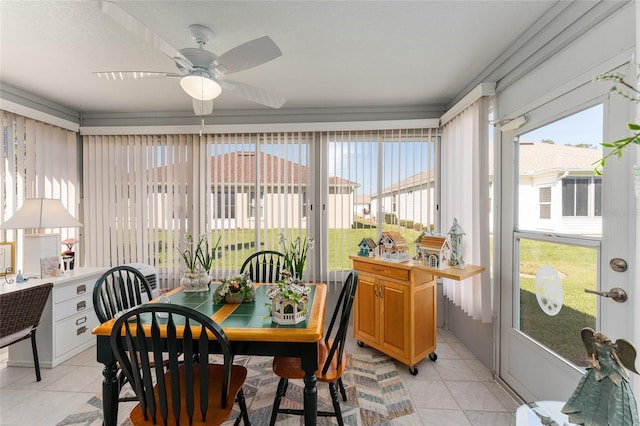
357,238 -> 377,257
561,328 -> 639,425
416,232 -> 451,270
16,270 -> 28,283
447,218 -> 465,268
378,231 -> 410,262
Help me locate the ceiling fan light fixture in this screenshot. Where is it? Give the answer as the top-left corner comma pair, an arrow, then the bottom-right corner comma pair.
180,74 -> 222,101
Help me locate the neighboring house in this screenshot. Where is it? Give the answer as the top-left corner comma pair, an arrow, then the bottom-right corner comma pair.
354,195 -> 371,219
357,237 -> 377,257
378,231 -> 410,262
155,151 -> 359,230
416,234 -> 451,269
491,142 -> 603,235
370,169 -> 437,229
370,142 -> 601,235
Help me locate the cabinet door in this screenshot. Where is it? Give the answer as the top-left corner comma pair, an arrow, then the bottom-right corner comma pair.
354,274 -> 379,344
380,280 -> 410,359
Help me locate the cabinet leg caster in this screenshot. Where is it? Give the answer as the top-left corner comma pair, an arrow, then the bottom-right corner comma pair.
357,340 -> 365,348
409,366 -> 419,375
429,352 -> 437,361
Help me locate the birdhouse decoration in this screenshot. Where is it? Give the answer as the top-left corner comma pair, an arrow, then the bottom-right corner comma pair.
358,238 -> 377,257
378,231 -> 410,262
447,218 -> 465,269
416,233 -> 452,270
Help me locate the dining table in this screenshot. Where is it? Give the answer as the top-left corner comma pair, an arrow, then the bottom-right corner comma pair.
92,282 -> 327,426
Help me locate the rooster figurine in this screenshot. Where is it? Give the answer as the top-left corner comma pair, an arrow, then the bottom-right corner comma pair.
561,327 -> 639,425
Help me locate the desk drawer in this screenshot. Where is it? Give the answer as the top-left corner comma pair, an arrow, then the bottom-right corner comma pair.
54,280 -> 91,304
55,309 -> 98,357
353,260 -> 409,281
54,291 -> 93,322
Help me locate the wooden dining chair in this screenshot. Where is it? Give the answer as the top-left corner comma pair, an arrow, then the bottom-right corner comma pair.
239,250 -> 285,283
111,304 -> 251,426
93,265 -> 154,403
0,282 -> 53,382
268,271 -> 358,426
93,265 -> 153,324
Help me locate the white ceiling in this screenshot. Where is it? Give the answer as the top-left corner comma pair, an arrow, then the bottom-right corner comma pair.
1,1 -> 562,120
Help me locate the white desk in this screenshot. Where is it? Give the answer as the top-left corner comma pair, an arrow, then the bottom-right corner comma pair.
3,268 -> 105,368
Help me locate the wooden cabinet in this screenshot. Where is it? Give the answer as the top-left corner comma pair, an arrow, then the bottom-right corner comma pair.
351,256 -> 436,374
4,268 -> 105,368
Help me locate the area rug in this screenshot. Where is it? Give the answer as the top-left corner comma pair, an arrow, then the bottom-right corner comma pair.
56,352 -> 416,426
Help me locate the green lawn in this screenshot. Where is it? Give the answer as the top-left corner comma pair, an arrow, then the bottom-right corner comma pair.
518,239 -> 597,366
153,226 -> 596,366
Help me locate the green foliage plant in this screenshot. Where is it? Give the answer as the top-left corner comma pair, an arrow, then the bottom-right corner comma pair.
594,71 -> 640,175
177,233 -> 198,273
195,233 -> 221,274
278,233 -> 314,280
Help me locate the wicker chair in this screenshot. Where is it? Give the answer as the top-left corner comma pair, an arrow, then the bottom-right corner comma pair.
0,282 -> 53,381
240,250 -> 285,283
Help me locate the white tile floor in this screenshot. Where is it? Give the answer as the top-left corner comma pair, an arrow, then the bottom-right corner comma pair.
0,327 -> 522,426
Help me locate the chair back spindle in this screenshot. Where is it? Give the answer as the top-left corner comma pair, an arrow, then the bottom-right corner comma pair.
93,266 -> 152,323
240,250 -> 285,283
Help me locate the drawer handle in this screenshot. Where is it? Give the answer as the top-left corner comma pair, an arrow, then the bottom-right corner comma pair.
76,301 -> 86,311
76,284 -> 86,295
76,316 -> 87,326
77,326 -> 87,336
372,267 -> 385,272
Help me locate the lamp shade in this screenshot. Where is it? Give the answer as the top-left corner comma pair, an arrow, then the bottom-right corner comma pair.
0,198 -> 83,230
180,74 -> 222,101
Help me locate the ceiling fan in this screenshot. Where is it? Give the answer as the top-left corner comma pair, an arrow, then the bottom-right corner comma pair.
95,1 -> 286,116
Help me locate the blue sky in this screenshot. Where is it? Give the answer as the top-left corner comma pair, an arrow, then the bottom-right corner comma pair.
520,104 -> 603,148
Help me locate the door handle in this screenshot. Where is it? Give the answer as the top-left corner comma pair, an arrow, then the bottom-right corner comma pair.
584,287 -> 628,303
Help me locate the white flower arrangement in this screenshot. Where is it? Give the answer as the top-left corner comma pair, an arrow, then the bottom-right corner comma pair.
213,271 -> 255,304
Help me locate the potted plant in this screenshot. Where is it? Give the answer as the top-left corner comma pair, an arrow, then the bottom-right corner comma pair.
61,238 -> 78,271
213,271 -> 255,304
267,270 -> 311,324
278,233 -> 314,280
195,233 -> 221,279
177,233 -> 208,292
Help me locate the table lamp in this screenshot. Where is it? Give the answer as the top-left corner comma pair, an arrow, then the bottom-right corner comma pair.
0,198 -> 83,278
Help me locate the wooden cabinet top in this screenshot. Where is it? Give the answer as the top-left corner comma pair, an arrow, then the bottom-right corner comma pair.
350,255 -> 484,281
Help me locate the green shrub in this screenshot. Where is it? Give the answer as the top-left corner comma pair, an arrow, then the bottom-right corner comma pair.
384,213 -> 398,224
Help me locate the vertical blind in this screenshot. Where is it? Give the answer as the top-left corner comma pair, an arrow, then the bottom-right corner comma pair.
1,111 -> 80,270
322,129 -> 439,283
441,98 -> 492,322
83,132 -> 312,288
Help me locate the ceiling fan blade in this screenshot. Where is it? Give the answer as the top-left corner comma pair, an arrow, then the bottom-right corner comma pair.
99,1 -> 194,71
223,79 -> 286,109
213,36 -> 282,75
94,71 -> 182,80
192,98 -> 214,116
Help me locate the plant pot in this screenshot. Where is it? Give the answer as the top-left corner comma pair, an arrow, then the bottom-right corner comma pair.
225,292 -> 245,304
62,253 -> 75,271
181,271 -> 209,292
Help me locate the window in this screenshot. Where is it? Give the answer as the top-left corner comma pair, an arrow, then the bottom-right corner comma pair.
539,187 -> 551,219
562,177 -> 601,217
248,190 -> 263,218
214,190 -> 235,219
323,129 -> 438,281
